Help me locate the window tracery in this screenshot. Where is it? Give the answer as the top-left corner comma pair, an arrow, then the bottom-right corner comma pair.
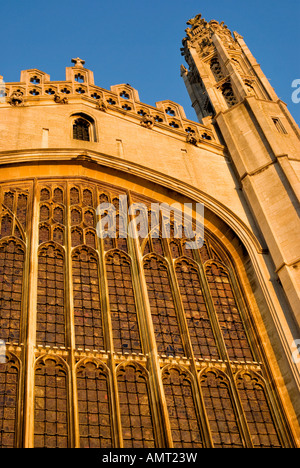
0,180 -> 292,448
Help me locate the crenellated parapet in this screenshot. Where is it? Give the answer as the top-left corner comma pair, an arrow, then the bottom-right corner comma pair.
0,59 -> 216,145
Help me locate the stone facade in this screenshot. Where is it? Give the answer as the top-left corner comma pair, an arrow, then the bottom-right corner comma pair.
0,15 -> 299,448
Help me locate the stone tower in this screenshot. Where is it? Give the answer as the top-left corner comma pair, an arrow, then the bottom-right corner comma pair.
181,15 -> 300,326
0,14 -> 299,448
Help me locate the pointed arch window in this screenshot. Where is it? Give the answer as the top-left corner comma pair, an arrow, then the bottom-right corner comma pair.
37,243 -> 65,347
0,239 -> 25,344
236,372 -> 282,448
72,247 -> 104,351
175,258 -> 219,360
117,364 -> 156,448
77,360 -> 113,448
73,118 -> 90,141
162,366 -> 203,448
205,262 -> 254,362
34,358 -> 69,448
0,355 -> 19,448
106,251 -> 142,354
143,255 -> 185,357
200,370 -> 244,448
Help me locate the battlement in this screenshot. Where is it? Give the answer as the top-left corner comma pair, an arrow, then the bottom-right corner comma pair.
0,59 -> 216,145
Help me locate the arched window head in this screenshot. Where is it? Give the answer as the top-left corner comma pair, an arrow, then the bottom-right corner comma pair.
73,118 -> 90,141
72,113 -> 96,142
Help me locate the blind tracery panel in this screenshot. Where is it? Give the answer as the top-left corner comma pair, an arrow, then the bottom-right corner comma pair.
163,367 -> 203,448
143,255 -> 185,357
72,247 -> 104,351
0,240 -> 25,344
205,262 -> 254,362
34,359 -> 68,448
77,361 -> 113,448
236,372 -> 282,448
37,244 -> 65,347
0,356 -> 19,448
200,370 -> 243,448
117,364 -> 156,448
175,258 -> 219,360
106,251 -> 142,354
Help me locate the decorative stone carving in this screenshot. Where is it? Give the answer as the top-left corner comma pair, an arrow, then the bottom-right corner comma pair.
54,94 -> 68,104
180,65 -> 188,77
186,133 -> 199,146
8,91 -> 24,107
140,113 -> 155,129
183,15 -> 238,58
71,57 -> 86,68
96,97 -> 107,112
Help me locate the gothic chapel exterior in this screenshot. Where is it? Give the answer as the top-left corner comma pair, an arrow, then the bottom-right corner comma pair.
0,14 -> 299,448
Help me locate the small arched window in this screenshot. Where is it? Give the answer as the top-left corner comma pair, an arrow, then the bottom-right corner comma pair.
73,118 -> 90,141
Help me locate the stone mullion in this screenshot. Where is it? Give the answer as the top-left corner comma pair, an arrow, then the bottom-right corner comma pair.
193,249 -> 253,447
126,192 -> 173,448
163,238 -> 214,448
96,185 -> 123,448
23,179 -> 39,448
65,182 -> 80,448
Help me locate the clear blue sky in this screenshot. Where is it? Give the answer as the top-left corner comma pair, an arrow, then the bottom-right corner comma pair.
1,0 -> 299,124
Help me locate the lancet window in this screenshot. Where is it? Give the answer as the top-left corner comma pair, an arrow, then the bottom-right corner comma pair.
117,364 -> 156,448
0,355 -> 19,448
162,366 -> 203,448
77,360 -> 113,448
34,358 -> 68,448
